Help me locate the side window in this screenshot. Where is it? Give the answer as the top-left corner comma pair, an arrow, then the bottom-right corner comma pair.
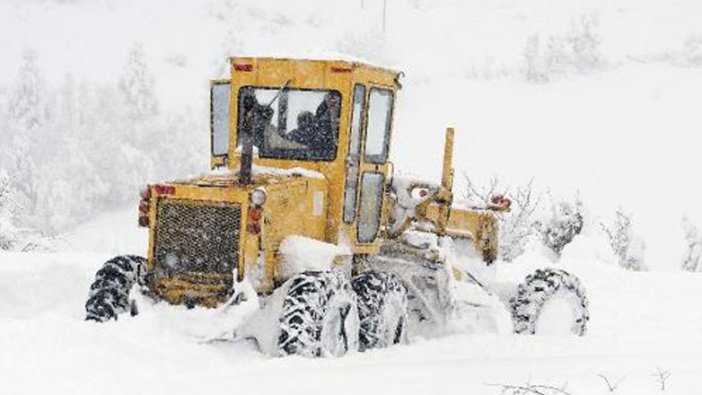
343,85 -> 366,224
364,88 -> 393,164
211,82 -> 231,156
357,172 -> 384,243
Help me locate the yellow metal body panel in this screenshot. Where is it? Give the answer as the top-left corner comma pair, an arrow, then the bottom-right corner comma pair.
145,171 -> 328,300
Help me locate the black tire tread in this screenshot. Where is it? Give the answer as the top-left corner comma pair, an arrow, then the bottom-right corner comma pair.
510,268 -> 589,335
278,271 -> 356,357
85,255 -> 146,322
352,270 -> 408,350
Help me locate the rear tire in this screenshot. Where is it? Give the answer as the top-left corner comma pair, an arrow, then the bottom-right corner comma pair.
352,270 -> 409,350
85,255 -> 146,322
510,268 -> 589,335
278,271 -> 359,357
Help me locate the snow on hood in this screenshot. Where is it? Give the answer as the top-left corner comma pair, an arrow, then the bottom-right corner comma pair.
277,235 -> 351,279
210,164 -> 324,180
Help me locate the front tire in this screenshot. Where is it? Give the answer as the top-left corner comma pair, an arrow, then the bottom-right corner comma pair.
278,271 -> 360,357
510,268 -> 589,336
352,270 -> 409,351
85,255 -> 145,322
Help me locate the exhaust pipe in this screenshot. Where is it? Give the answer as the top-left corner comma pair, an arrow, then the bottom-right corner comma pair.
238,96 -> 255,185
239,127 -> 253,185
238,81 -> 289,185
437,127 -> 455,234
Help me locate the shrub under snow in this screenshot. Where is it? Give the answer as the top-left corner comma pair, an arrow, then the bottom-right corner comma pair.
539,197 -> 584,256
602,208 -> 647,271
523,13 -> 603,82
681,217 -> 702,272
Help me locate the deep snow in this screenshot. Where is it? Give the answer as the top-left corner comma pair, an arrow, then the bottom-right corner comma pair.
2,208 -> 702,394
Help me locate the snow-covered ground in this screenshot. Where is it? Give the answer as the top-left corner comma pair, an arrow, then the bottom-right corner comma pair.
2,0 -> 702,394
1,208 -> 702,394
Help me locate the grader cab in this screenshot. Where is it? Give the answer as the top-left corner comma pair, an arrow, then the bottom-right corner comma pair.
86,57 -> 590,357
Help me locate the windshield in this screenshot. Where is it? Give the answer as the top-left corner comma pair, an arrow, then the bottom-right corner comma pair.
237,86 -> 341,161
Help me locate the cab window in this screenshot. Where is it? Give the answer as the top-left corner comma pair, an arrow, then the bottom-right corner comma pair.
211,82 -> 231,156
364,88 -> 393,164
343,84 -> 366,224
237,86 -> 341,161
357,172 -> 384,243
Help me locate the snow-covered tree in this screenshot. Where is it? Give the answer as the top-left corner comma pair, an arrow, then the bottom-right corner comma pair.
545,14 -> 602,74
0,83 -> 9,169
523,34 -> 549,82
681,217 -> 702,272
683,34 -> 702,66
602,208 -> 647,271
118,43 -> 158,123
0,171 -> 20,250
31,74 -> 107,232
0,46 -> 204,237
540,197 -> 584,256
5,49 -> 49,218
8,50 -> 47,131
523,14 -> 603,82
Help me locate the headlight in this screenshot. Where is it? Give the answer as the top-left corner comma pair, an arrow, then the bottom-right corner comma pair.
250,188 -> 267,206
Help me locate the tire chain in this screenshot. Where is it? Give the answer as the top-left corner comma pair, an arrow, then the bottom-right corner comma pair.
352,270 -> 408,350
510,268 -> 590,335
278,271 -> 351,357
85,255 -> 146,322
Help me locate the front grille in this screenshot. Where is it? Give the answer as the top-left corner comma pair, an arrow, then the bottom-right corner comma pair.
154,199 -> 241,274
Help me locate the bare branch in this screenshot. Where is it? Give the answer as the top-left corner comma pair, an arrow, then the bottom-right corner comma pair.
463,174 -> 543,261
651,367 -> 671,391
486,382 -> 571,395
597,373 -> 623,392
463,174 -> 490,205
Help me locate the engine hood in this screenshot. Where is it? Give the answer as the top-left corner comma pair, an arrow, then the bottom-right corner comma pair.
171,164 -> 326,189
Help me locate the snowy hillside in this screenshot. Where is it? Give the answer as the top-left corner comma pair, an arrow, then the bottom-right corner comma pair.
1,0 -> 701,267
1,0 -> 702,394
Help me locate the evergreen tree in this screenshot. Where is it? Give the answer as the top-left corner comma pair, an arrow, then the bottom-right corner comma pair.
118,43 -> 158,123
6,49 -> 48,216
8,50 -> 47,130
0,170 -> 20,250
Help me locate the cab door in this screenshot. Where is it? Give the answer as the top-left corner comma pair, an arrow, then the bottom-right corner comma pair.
342,84 -> 395,246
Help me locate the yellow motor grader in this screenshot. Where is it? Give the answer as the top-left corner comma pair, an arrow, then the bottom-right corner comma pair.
85,57 -> 589,357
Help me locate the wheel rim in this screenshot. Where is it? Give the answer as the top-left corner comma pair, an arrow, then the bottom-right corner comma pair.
321,299 -> 359,357
535,290 -> 578,335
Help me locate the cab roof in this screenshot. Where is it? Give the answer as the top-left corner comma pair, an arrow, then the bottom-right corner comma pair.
228,56 -> 403,89
229,56 -> 400,74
